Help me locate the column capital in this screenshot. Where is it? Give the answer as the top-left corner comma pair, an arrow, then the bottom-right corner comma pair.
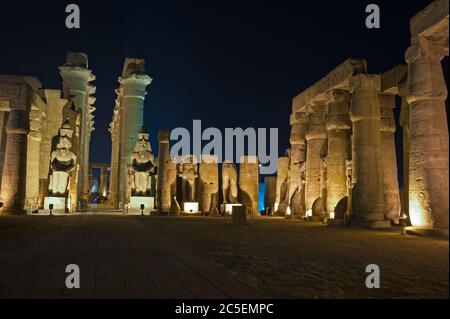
325,89 -> 350,104
405,36 -> 448,63
350,74 -> 380,93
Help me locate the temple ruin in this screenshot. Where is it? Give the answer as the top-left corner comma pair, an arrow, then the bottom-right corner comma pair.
0,0 -> 447,234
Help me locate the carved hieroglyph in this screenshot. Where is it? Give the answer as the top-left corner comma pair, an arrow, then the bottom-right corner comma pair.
404,0 -> 449,230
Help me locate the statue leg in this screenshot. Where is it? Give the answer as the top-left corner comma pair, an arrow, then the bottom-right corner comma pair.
222,176 -> 229,203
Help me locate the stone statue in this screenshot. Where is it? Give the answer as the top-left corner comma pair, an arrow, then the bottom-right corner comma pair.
48,120 -> 77,196
177,155 -> 198,202
129,127 -> 156,196
222,161 -> 238,203
345,160 -> 353,196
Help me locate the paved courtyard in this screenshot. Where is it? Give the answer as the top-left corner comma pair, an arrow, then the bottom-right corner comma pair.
0,215 -> 448,299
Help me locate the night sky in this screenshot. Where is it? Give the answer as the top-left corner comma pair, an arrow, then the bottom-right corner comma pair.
0,0 -> 448,185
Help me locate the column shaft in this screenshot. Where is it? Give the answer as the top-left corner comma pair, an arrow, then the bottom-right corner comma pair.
405,39 -> 449,229
325,90 -> 351,214
350,74 -> 385,222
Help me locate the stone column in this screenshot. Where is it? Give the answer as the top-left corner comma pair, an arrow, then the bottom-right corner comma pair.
24,108 -> 42,212
198,155 -> 219,213
100,166 -> 107,196
118,73 -> 151,206
157,130 -> 175,212
62,101 -> 80,212
379,94 -> 401,222
264,176 -> 277,214
109,95 -> 121,208
305,104 -> 327,212
39,90 -> 67,208
399,82 -> 410,216
0,109 -> 29,212
239,156 -> 259,216
288,112 -> 308,214
325,90 -> 351,214
275,156 -> 289,205
405,38 -> 449,230
349,74 -> 385,225
59,54 -> 95,209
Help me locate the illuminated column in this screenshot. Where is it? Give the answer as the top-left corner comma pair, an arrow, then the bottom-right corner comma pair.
24,107 -> 42,212
305,104 -> 327,212
59,52 -> 95,209
157,130 -> 176,212
239,156 -> 259,216
0,109 -> 29,212
349,74 -> 385,224
108,90 -> 121,208
39,90 -> 67,208
405,38 -> 448,230
275,156 -> 289,205
379,94 -> 401,222
118,65 -> 152,206
325,90 -> 351,214
100,166 -> 107,196
62,101 -> 80,212
288,112 -> 308,214
399,82 -> 410,215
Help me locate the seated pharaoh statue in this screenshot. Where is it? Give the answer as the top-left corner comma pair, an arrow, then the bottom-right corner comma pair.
48,120 -> 77,196
129,126 -> 156,196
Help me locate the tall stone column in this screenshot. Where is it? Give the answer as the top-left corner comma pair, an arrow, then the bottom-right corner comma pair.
59,53 -> 95,209
325,90 -> 351,214
118,70 -> 151,206
275,156 -> 289,205
399,82 -> 410,216
0,109 -> 29,212
39,89 -> 68,208
109,94 -> 121,208
157,130 -> 175,212
405,37 -> 449,230
379,94 -> 401,222
305,104 -> 327,212
349,74 -> 385,225
62,101 -> 80,212
100,166 -> 107,196
264,176 -> 277,213
24,108 -> 42,212
239,156 -> 259,216
288,112 -> 308,215
198,155 -> 219,213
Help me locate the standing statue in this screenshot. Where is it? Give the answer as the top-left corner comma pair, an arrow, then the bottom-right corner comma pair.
48,120 -> 77,196
345,160 -> 353,197
129,126 -> 156,196
222,161 -> 238,203
177,155 -> 198,202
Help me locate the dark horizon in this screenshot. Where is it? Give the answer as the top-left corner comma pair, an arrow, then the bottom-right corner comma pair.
0,0 -> 448,185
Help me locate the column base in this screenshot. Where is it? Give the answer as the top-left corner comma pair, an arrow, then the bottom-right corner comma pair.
405,227 -> 449,239
351,219 -> 391,229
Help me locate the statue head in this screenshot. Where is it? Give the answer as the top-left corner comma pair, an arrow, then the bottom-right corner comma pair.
57,136 -> 72,153
222,160 -> 236,170
135,126 -> 152,156
56,120 -> 74,154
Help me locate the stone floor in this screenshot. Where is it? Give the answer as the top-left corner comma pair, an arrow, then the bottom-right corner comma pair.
0,215 -> 448,299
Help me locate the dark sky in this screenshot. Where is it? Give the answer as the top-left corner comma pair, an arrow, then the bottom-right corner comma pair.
0,0 -> 448,184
